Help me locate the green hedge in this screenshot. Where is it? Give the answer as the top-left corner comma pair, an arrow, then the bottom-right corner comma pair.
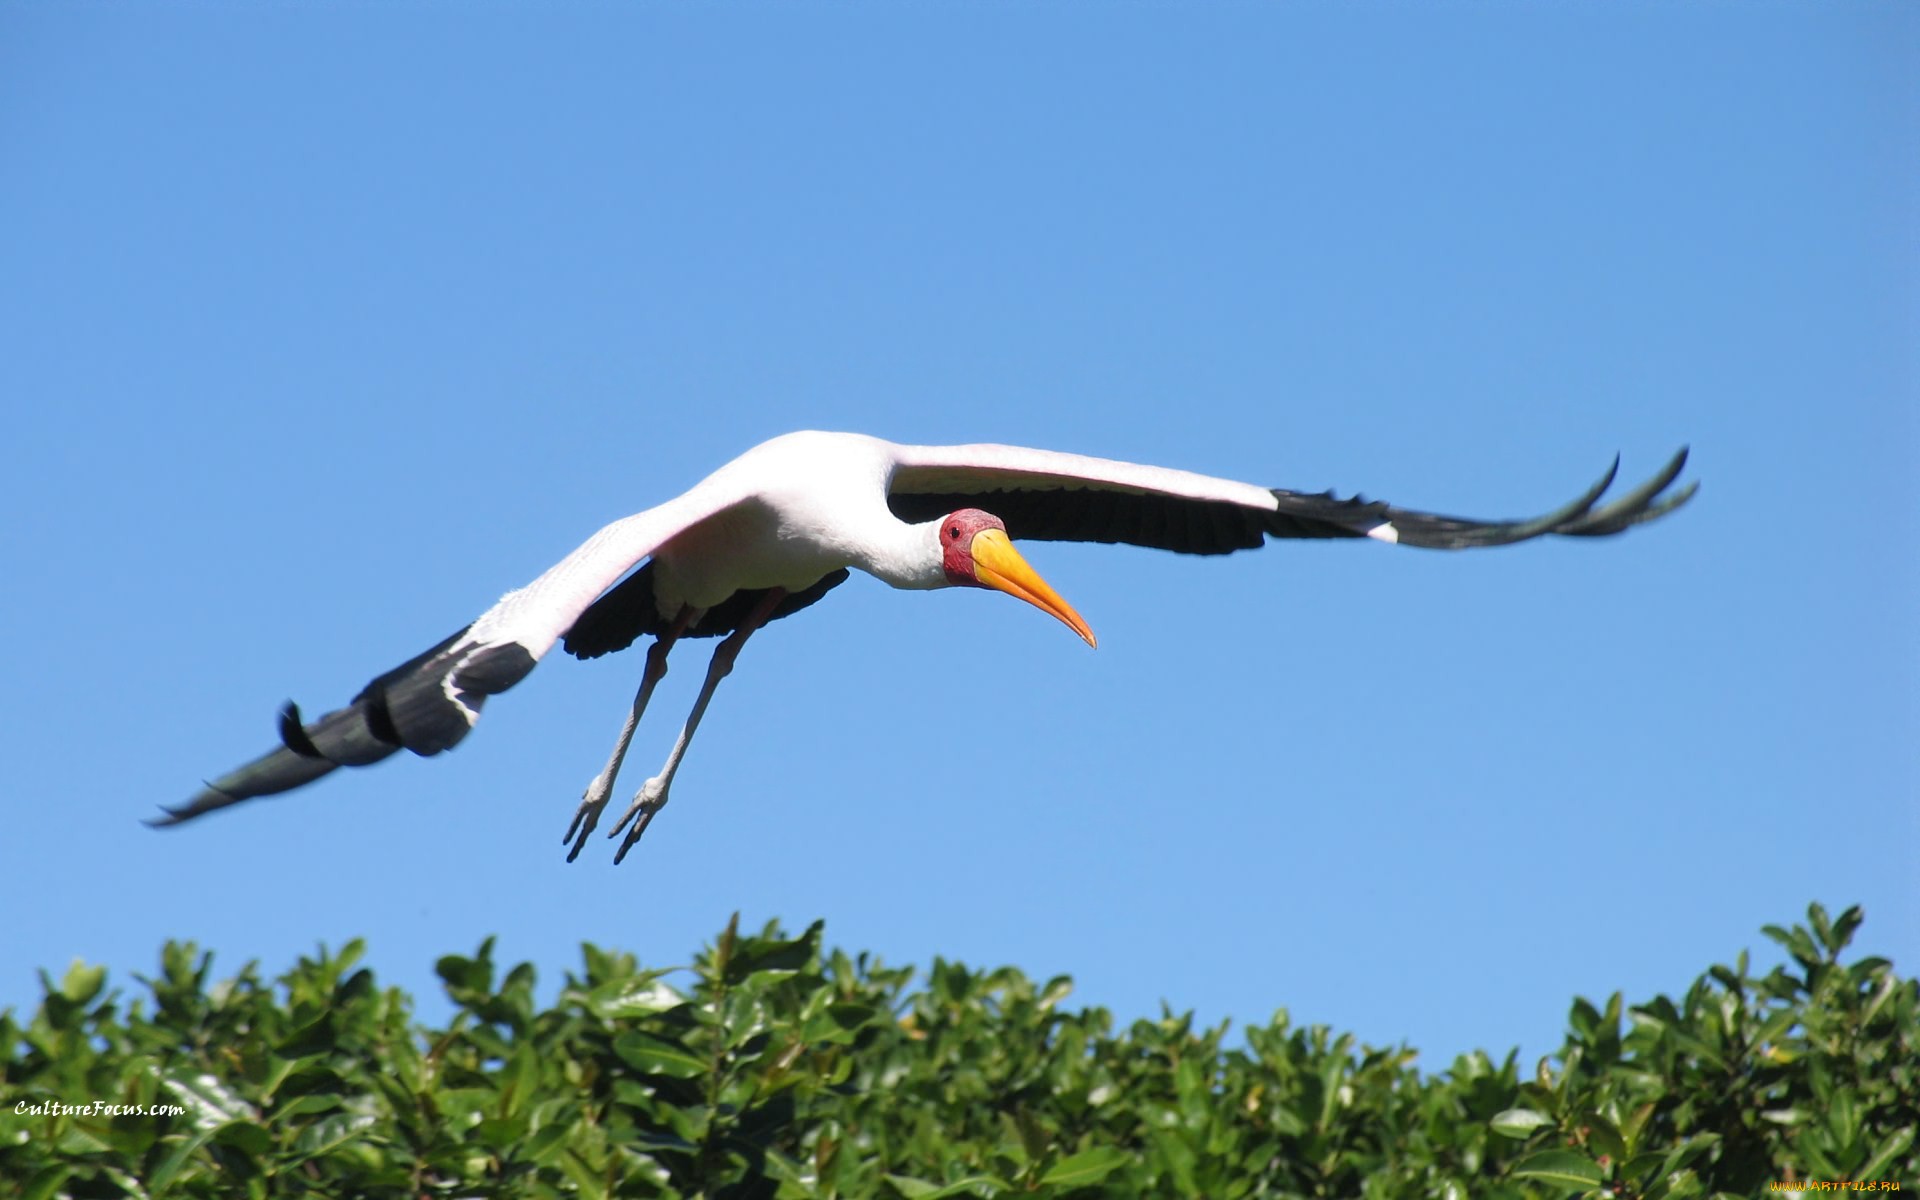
3,903 -> 1912,1198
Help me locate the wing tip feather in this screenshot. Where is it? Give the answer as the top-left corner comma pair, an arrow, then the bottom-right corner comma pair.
146,782 -> 244,828
1265,445 -> 1697,548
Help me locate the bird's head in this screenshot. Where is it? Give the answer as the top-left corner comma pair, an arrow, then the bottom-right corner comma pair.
938,509 -> 1097,648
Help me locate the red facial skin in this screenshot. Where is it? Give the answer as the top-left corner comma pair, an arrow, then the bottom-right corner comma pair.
939,509 -> 1005,586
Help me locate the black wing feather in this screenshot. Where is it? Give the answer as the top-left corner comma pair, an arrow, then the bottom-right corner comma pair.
888,488 -> 1270,555
562,565 -> 852,660
888,448 -> 1695,554
150,627 -> 537,827
1268,448 -> 1696,549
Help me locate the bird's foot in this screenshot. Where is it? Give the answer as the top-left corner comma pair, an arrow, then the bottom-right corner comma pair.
609,777 -> 669,864
564,772 -> 618,862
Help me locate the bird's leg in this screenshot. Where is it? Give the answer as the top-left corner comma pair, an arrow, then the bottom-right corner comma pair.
609,587 -> 787,864
564,605 -> 699,862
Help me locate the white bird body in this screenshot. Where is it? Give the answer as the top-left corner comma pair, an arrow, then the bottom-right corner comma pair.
156,429 -> 1696,861
650,431 -> 934,602
475,432 -> 921,657
473,428 -> 1293,652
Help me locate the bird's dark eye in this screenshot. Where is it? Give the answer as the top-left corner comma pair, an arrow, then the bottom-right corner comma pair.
948,525 -> 960,539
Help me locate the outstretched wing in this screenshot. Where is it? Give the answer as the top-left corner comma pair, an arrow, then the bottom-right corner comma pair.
886,442 -> 1696,554
153,485 -> 753,826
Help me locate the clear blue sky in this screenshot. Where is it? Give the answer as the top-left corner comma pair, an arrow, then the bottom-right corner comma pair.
3,2 -> 1913,1071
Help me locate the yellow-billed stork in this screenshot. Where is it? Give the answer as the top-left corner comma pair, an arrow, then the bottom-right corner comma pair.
153,430 -> 1696,861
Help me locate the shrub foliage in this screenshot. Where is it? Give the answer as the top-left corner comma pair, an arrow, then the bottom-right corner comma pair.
2,903 -> 1913,1198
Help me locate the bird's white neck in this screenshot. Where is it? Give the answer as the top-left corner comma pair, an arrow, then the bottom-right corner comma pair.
854,517 -> 952,590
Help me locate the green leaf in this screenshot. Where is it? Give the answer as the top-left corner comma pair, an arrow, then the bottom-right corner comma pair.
20,1167 -> 72,1200
1620,1101 -> 1656,1153
1861,972 -> 1901,1027
1808,902 -> 1834,955
271,1094 -> 341,1121
1151,1128 -> 1198,1194
59,960 -> 107,1006
1858,1125 -> 1915,1181
885,1174 -> 1002,1199
593,977 -> 685,1019
724,920 -> 823,983
143,1129 -> 216,1192
1491,1108 -> 1554,1138
1775,924 -> 1823,970
1657,1133 -> 1720,1178
559,1146 -> 613,1200
1620,1152 -> 1665,1187
1825,1087 -> 1861,1147
887,1177 -> 942,1199
1510,1148 -> 1605,1188
1039,1146 -> 1131,1187
435,949 -> 490,995
522,1122 -> 574,1164
1831,905 -> 1865,952
1582,1111 -> 1627,1164
212,1121 -> 274,1156
499,1043 -> 539,1119
1039,975 -> 1073,1009
276,1012 -> 336,1058
291,1112 -> 378,1159
613,1031 -> 708,1078
1644,1168 -> 1704,1200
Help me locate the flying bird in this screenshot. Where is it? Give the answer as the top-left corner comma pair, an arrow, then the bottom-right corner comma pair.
154,430 -> 1696,862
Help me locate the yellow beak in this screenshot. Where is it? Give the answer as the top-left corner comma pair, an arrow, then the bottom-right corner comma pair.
969,528 -> 1097,648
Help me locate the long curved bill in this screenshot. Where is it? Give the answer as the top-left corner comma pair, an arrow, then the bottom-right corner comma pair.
969,528 -> 1097,648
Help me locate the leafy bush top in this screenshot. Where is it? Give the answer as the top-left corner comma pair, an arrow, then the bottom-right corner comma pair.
2,903 -> 1913,1199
